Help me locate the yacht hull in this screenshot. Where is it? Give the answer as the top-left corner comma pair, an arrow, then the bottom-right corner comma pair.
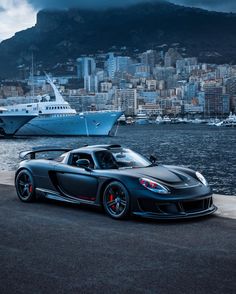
0,114 -> 37,136
16,111 -> 123,136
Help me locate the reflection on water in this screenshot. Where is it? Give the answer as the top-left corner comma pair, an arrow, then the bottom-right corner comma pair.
0,124 -> 235,195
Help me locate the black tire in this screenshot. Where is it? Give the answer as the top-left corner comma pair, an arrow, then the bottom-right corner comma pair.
15,169 -> 36,202
103,181 -> 130,219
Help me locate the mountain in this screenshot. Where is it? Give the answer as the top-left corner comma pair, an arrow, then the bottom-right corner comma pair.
1,1 -> 236,78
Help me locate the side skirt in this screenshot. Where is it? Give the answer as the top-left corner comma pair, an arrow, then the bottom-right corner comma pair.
36,188 -> 101,207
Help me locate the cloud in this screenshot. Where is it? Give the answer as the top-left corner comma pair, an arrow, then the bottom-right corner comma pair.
0,0 -> 36,41
171,1 -> 236,13
27,0 -> 236,12
28,0 -> 164,10
1,0 -> 235,42
0,6 -> 6,12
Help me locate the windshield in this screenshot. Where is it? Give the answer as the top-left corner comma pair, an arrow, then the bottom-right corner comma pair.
95,149 -> 151,169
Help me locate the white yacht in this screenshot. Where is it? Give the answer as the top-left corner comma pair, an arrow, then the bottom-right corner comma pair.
4,76 -> 123,136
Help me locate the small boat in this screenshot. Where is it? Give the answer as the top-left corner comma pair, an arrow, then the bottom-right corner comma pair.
207,118 -> 221,126
222,113 -> 236,127
155,115 -> 172,124
135,111 -> 150,125
126,116 -> 135,125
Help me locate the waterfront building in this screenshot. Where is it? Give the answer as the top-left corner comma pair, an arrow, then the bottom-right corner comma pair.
230,95 -> 236,113
225,77 -> 236,112
114,88 -> 137,116
204,82 -> 230,115
138,103 -> 162,116
184,104 -> 204,114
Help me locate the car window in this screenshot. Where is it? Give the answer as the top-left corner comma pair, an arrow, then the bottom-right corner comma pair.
54,152 -> 68,163
95,151 -> 118,170
70,153 -> 94,168
111,149 -> 151,168
95,149 -> 151,169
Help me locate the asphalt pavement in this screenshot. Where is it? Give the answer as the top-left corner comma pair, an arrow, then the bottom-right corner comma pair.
0,183 -> 235,294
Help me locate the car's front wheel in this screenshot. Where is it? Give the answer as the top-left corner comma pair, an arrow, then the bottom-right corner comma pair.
15,169 -> 36,202
103,181 -> 130,219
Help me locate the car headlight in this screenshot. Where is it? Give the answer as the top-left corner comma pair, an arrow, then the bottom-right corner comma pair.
196,171 -> 208,186
139,178 -> 170,194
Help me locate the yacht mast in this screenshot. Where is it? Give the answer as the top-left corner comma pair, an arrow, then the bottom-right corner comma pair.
31,53 -> 35,98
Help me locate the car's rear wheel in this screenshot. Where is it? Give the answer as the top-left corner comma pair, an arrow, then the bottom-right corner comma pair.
103,181 -> 130,219
15,169 -> 36,202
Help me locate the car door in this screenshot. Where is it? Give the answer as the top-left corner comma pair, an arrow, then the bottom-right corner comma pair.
54,152 -> 98,201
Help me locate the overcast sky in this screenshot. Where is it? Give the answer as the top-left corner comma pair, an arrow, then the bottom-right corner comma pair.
0,0 -> 236,42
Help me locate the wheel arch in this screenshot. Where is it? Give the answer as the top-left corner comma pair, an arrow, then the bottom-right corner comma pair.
15,166 -> 34,183
99,178 -> 130,205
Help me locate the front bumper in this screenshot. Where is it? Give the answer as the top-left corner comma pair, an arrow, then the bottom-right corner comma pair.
130,188 -> 217,219
132,204 -> 217,219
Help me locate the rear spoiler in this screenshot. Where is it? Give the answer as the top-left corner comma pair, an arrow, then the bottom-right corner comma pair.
19,146 -> 72,160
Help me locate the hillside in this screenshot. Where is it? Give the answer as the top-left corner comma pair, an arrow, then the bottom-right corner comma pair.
1,1 -> 236,78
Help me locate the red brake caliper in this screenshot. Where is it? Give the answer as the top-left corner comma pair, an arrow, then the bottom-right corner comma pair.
29,185 -> 33,193
109,194 -> 116,211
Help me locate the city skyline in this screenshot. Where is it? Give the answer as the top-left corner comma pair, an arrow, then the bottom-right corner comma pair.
0,0 -> 236,42
1,46 -> 236,118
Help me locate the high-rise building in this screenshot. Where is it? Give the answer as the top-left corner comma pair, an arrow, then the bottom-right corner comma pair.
114,88 -> 137,116
141,50 -> 157,69
204,82 -> 230,115
76,57 -> 96,92
225,77 -> 236,112
77,57 -> 96,79
107,53 -> 131,79
164,48 -> 182,67
184,82 -> 199,102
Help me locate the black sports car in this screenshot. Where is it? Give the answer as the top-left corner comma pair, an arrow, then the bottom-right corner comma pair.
15,144 -> 217,220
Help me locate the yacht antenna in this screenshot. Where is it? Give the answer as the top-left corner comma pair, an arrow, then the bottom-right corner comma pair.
31,53 -> 35,98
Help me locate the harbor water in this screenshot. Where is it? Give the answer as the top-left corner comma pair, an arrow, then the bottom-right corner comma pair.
0,124 -> 235,195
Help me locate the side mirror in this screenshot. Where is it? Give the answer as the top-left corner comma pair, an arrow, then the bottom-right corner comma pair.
149,155 -> 157,164
76,159 -> 91,170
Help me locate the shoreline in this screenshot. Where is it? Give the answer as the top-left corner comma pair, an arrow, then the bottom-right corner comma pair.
0,171 -> 235,220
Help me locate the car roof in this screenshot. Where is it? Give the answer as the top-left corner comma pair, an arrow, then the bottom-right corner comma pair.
70,144 -> 123,154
